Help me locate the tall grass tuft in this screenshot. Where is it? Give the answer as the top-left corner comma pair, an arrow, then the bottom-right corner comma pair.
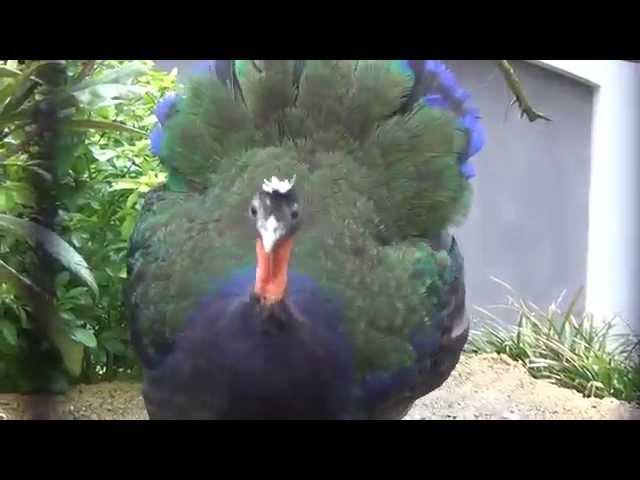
469,279 -> 640,404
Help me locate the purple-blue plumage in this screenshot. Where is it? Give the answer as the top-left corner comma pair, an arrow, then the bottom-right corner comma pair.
154,93 -> 181,126
461,109 -> 485,158
437,68 -> 457,93
190,60 -> 217,77
423,94 -> 449,109
408,60 -> 486,179
149,124 -> 164,157
425,60 -> 447,75
453,87 -> 471,104
141,269 -> 356,419
459,161 -> 476,180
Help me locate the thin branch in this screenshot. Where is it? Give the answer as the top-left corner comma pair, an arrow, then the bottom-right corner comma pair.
497,60 -> 551,123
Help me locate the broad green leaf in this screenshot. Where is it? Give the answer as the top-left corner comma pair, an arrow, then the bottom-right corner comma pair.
88,146 -> 118,162
70,327 -> 97,348
93,346 -> 107,365
110,179 -> 141,191
59,119 -> 145,136
73,84 -> 147,108
99,329 -> 130,344
0,319 -> 18,345
0,214 -> 98,296
0,109 -> 31,128
126,191 -> 139,209
63,286 -> 89,301
70,232 -> 83,247
0,82 -> 13,107
70,62 -> 147,93
4,182 -> 35,207
0,62 -> 62,115
60,311 -> 78,323
0,190 -> 15,212
55,271 -> 71,290
103,339 -> 127,356
49,322 -> 84,377
0,258 -> 51,302
17,308 -> 28,329
120,216 -> 136,239
0,66 -> 20,78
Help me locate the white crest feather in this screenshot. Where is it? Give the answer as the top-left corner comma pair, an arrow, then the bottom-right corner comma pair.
262,175 -> 296,194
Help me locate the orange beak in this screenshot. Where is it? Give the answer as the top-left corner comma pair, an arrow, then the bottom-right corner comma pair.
254,236 -> 294,305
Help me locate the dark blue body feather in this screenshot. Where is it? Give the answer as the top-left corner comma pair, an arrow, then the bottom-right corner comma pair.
136,255 -> 467,419
140,270 -> 356,419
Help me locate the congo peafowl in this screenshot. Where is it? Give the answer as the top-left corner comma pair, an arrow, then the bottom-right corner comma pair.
127,60 -> 485,419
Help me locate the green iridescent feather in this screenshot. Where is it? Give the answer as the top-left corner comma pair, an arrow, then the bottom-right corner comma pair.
128,60 -> 473,377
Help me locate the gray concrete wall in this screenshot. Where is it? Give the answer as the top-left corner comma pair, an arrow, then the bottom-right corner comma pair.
153,60 -> 595,327
447,60 -> 593,325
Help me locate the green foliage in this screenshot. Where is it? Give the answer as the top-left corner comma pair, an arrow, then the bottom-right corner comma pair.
0,60 -> 176,392
469,280 -> 640,404
0,214 -> 98,295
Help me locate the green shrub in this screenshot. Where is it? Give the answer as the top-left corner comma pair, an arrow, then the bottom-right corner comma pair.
470,279 -> 640,404
0,60 -> 176,392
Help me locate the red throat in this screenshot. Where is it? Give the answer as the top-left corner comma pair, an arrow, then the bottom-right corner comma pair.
254,236 -> 294,305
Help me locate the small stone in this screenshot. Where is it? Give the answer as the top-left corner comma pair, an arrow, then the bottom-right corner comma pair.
501,412 -> 521,420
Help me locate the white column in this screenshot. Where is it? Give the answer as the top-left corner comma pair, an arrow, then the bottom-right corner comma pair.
535,61 -> 640,333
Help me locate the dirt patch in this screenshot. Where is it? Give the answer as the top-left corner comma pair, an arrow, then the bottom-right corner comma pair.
1,354 -> 638,420
406,354 -> 640,420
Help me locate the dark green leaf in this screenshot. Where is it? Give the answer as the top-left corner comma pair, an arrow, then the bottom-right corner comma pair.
70,62 -> 147,93
88,146 -> 118,162
0,62 -> 61,115
73,84 -> 147,108
60,311 -> 78,323
49,322 -> 84,377
0,319 -> 18,345
0,110 -> 31,128
70,327 -> 97,348
0,82 -> 15,106
0,66 -> 21,78
59,119 -> 145,135
120,215 -> 136,239
126,191 -> 139,209
4,182 -> 35,207
103,339 -> 127,355
0,214 -> 99,296
92,346 -> 107,366
0,190 -> 15,212
55,271 -> 71,290
0,258 -> 51,302
110,179 -> 140,191
63,286 -> 89,301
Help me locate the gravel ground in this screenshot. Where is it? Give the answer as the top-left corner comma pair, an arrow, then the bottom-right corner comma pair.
1,354 -> 638,420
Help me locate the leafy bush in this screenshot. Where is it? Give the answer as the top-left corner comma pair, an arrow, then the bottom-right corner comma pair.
0,60 -> 176,392
470,279 -> 640,404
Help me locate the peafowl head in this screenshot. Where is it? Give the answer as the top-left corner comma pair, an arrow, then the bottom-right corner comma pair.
250,175 -> 301,305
